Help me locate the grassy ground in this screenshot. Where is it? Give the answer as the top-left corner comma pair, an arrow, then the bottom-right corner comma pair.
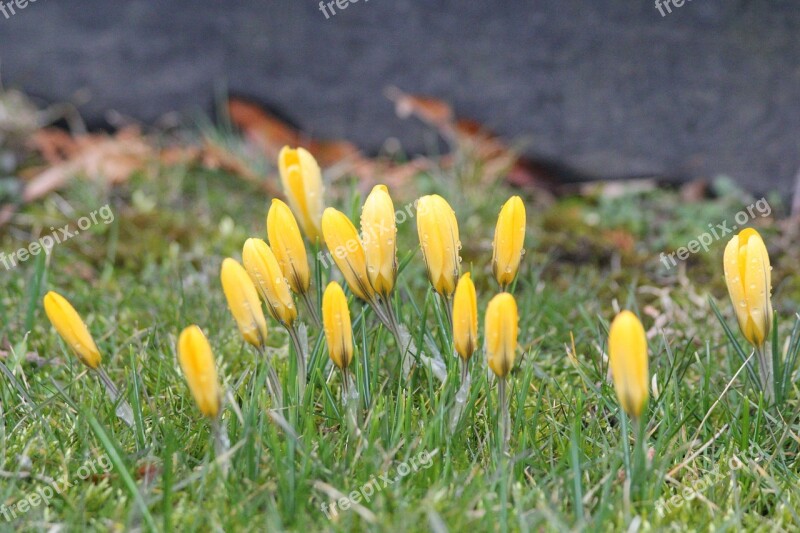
0,141 -> 799,532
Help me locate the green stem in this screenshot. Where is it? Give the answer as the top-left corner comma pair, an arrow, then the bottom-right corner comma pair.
258,346 -> 283,410
498,377 -> 510,453
300,290 -> 322,328
286,325 -> 306,402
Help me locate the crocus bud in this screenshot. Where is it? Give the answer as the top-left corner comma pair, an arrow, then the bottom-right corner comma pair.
361,184 -> 397,297
723,228 -> 773,348
267,198 -> 311,295
322,282 -> 354,370
608,310 -> 649,419
242,238 -> 297,326
220,258 -> 268,349
453,273 -> 478,361
417,194 -> 461,298
322,208 -> 374,302
43,291 -> 101,369
177,325 -> 221,419
492,196 -> 526,289
278,146 -> 324,241
485,293 -> 518,378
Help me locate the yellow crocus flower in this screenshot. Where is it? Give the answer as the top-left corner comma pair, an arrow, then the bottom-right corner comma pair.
220,258 -> 268,349
43,291 -> 101,369
453,273 -> 478,361
278,146 -> 324,241
485,293 -> 518,378
417,194 -> 461,298
608,310 -> 649,419
267,198 -> 311,295
492,196 -> 526,289
322,282 -> 354,370
242,238 -> 297,326
361,184 -> 397,297
723,228 -> 773,348
177,325 -> 221,419
322,208 -> 374,302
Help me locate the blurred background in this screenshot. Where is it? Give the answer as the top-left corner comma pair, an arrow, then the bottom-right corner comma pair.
1,0 -> 798,195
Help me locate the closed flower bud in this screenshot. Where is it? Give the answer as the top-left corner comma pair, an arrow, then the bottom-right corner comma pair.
177,325 -> 221,419
361,184 -> 397,297
417,194 -> 461,298
453,273 -> 478,361
267,198 -> 311,295
278,146 -> 324,241
242,238 -> 297,326
723,228 -> 773,348
220,258 -> 268,349
608,310 -> 649,419
322,208 -> 374,302
485,293 -> 518,378
322,282 -> 354,370
492,196 -> 526,289
43,291 -> 102,369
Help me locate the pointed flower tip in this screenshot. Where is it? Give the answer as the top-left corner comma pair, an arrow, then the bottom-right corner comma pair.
723,229 -> 772,348
220,258 -> 268,349
485,292 -> 518,378
177,325 -> 221,419
608,310 -> 649,419
417,194 -> 461,298
43,291 -> 102,369
492,196 -> 527,288
322,281 -> 354,371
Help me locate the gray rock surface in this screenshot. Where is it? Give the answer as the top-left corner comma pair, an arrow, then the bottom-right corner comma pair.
0,0 -> 798,193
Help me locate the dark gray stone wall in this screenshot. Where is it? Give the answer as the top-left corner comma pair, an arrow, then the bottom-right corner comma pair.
0,0 -> 798,194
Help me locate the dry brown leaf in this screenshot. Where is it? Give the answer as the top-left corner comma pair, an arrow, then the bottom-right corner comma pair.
22,127 -> 153,203
227,97 -> 360,168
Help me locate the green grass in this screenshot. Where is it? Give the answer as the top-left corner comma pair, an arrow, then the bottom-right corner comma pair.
0,145 -> 799,532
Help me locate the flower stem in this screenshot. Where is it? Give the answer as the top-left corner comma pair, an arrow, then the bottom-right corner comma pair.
287,325 -> 307,402
498,377 -> 510,453
300,290 -> 322,328
258,346 -> 283,410
755,345 -> 774,404
95,367 -> 134,428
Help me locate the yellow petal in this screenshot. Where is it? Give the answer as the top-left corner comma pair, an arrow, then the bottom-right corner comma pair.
322,208 -> 374,302
177,325 -> 221,419
278,146 -> 324,241
43,291 -> 102,369
608,310 -> 649,418
417,195 -> 460,297
322,282 -> 354,370
485,293 -> 518,378
267,198 -> 311,294
453,273 -> 478,361
220,258 -> 268,349
723,229 -> 773,348
492,196 -> 526,289
361,184 -> 397,297
242,238 -> 297,326
723,234 -> 750,339
742,229 -> 772,346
